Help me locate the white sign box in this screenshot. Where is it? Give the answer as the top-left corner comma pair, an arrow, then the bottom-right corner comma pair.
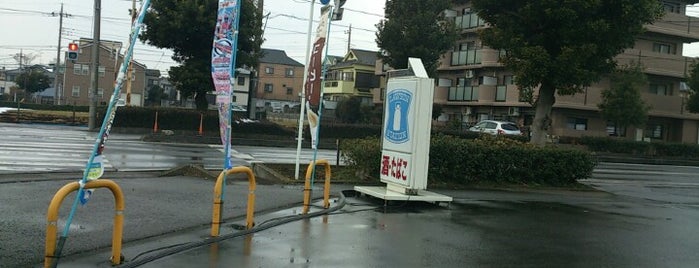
380,58 -> 434,192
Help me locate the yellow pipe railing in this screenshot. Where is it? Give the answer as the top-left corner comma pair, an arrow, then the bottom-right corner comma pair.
211,166 -> 256,237
303,159 -> 332,214
45,179 -> 124,267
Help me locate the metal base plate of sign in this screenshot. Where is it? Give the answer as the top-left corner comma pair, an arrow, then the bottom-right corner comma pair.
354,186 -> 453,204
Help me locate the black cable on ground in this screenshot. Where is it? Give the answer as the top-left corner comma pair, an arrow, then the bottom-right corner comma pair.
118,190 -> 349,268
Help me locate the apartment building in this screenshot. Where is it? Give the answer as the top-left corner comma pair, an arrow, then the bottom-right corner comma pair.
255,48 -> 305,110
434,0 -> 699,143
62,38 -> 147,106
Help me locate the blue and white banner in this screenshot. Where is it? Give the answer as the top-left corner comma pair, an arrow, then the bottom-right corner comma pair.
78,0 -> 151,205
211,0 -> 241,169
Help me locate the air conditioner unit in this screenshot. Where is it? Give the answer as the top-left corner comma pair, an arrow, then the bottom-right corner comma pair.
464,106 -> 473,115
464,70 -> 475,78
508,107 -> 520,116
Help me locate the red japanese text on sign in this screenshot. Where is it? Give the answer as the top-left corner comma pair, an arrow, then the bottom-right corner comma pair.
381,154 -> 408,181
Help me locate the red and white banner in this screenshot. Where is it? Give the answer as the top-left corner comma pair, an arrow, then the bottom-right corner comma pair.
305,6 -> 330,149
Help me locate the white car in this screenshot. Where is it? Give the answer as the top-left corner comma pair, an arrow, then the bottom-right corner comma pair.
469,120 -> 522,135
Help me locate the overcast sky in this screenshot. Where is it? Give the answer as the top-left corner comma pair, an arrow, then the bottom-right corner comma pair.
0,0 -> 384,75
3,1 -> 699,76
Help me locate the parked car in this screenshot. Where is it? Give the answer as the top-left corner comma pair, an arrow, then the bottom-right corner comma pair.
468,120 -> 522,135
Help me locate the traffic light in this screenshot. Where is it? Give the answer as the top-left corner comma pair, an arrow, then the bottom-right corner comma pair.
332,0 -> 346,21
67,43 -> 78,61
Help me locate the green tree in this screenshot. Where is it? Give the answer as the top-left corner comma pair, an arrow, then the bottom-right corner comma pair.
376,0 -> 457,77
140,0 -> 264,110
146,84 -> 168,106
685,61 -> 699,113
335,96 -> 363,123
472,0 -> 663,145
14,69 -> 50,94
598,64 -> 651,135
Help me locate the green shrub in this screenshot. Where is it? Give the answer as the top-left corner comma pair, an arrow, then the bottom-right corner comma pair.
579,136 -> 699,158
342,135 -> 596,186
651,142 -> 699,158
579,136 -> 651,155
0,101 -> 89,112
340,137 -> 382,181
304,123 -> 381,140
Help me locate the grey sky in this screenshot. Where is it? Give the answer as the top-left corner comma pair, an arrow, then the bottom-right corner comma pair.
3,1 -> 699,76
0,0 -> 384,74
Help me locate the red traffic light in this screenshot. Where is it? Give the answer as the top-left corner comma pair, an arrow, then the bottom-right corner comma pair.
68,43 -> 78,51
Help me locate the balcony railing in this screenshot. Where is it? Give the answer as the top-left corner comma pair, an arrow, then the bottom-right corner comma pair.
451,49 -> 482,66
453,13 -> 486,30
448,86 -> 479,101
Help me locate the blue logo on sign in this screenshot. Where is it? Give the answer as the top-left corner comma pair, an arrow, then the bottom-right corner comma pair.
385,89 -> 412,144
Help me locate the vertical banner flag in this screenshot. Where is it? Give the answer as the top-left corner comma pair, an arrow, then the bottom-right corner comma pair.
211,0 -> 240,168
78,0 -> 151,205
305,7 -> 331,149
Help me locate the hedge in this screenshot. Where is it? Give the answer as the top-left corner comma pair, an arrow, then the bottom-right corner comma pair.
579,136 -> 699,158
341,134 -> 596,186
0,101 -> 90,112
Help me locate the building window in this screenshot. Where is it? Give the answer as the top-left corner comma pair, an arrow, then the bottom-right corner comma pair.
653,42 -> 676,54
286,87 -> 293,95
495,86 -> 507,102
285,68 -> 294,77
72,86 -> 80,97
82,65 -> 90,75
649,83 -> 672,96
566,117 -> 588,130
98,66 -> 105,77
645,124 -> 664,139
606,122 -> 626,137
503,75 -> 515,85
265,67 -> 274,74
97,88 -> 104,99
661,1 -> 681,13
73,64 -> 81,75
264,83 -> 273,92
237,76 -> 245,85
342,72 -> 354,81
448,86 -> 479,101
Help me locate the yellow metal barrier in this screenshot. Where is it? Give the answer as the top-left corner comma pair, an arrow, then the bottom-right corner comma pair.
44,179 -> 124,267
303,159 -> 332,214
211,166 -> 256,237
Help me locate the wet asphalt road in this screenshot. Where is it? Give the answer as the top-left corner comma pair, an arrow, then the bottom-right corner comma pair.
0,123 -> 340,174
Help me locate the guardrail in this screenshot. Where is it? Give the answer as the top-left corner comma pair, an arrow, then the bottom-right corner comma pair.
44,179 -> 124,267
211,166 -> 256,237
303,159 -> 332,214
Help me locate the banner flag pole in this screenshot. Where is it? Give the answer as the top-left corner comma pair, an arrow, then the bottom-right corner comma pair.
58,0 -> 151,253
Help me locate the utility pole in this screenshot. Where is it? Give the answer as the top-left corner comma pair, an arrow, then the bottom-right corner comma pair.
346,24 -> 352,54
88,0 -> 101,131
125,0 -> 136,106
51,3 -> 70,105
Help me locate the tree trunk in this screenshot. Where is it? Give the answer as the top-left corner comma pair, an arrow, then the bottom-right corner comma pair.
530,83 -> 556,146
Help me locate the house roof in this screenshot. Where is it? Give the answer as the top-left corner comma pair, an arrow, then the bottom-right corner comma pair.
260,48 -> 304,67
347,49 -> 378,66
77,38 -> 148,69
333,49 -> 378,68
